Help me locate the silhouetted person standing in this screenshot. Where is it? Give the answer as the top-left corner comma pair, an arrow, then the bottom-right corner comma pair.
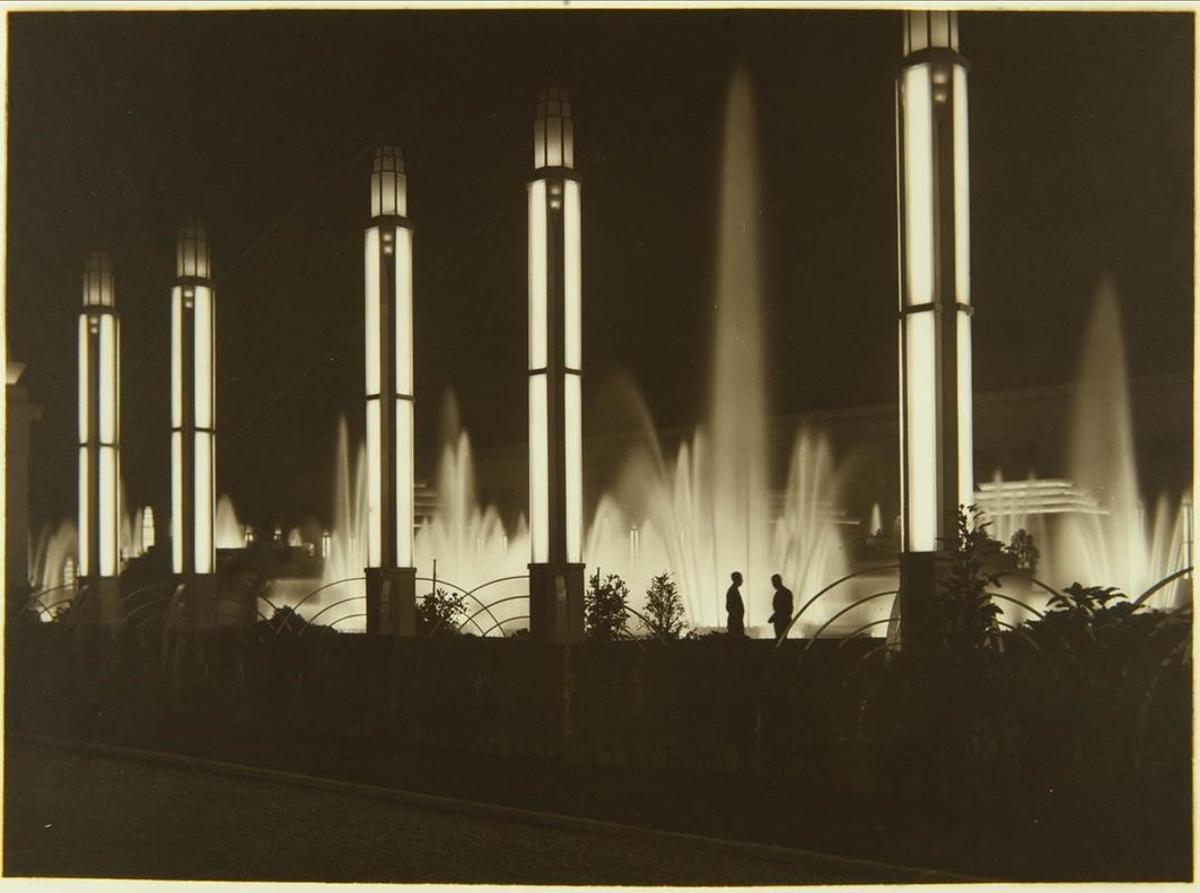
769,573 -> 793,641
726,571 -> 745,636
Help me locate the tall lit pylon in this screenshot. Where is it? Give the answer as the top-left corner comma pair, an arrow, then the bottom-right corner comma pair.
78,251 -> 121,625
171,220 -> 216,608
895,11 -> 974,645
528,88 -> 585,641
364,146 -> 416,636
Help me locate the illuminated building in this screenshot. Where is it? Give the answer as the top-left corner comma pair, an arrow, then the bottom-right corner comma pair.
364,146 -> 416,636
895,10 -> 974,644
171,220 -> 217,617
78,251 -> 121,624
527,88 -> 585,641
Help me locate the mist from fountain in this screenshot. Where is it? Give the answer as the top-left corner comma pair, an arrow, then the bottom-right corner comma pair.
215,494 -> 245,549
985,283 -> 1190,610
30,519 -> 77,591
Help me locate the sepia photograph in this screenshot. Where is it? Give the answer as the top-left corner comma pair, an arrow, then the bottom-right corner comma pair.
3,1 -> 1194,885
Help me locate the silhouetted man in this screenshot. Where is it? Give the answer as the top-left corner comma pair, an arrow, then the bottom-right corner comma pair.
769,573 -> 793,641
726,571 -> 745,637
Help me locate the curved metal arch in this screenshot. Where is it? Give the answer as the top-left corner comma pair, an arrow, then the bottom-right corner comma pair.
1132,567 -> 1193,608
996,619 -> 1041,652
479,614 -> 530,638
416,576 -> 507,635
24,582 -> 78,603
300,595 -> 367,631
1027,576 -> 1067,602
990,592 -> 1044,619
836,617 -> 897,650
621,604 -> 668,642
256,592 -> 282,614
800,589 -> 899,656
287,576 -> 366,616
120,580 -> 178,605
329,613 -> 367,630
775,564 -> 900,648
454,594 -> 528,634
465,574 -> 532,597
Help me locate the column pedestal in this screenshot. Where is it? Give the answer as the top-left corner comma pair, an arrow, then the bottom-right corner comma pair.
529,562 -> 584,643
898,550 -> 950,651
366,566 -> 416,637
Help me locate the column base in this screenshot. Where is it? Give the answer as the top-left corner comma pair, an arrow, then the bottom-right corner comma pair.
177,574 -> 220,631
529,562 -> 585,643
366,566 -> 416,637
898,550 -> 949,651
75,577 -> 122,628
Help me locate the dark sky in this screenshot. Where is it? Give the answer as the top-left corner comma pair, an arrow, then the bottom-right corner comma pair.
7,9 -> 1193,532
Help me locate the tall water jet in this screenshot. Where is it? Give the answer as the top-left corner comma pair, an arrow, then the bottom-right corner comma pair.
708,65 -> 771,623
215,494 -> 244,549
1054,282 -> 1189,603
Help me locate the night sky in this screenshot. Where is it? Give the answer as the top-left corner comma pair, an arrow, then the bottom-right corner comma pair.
7,9 -> 1193,533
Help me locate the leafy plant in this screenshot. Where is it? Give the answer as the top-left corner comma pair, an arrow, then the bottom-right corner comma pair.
585,571 -> 630,641
933,505 -> 1004,655
261,605 -> 306,635
643,572 -> 686,639
417,587 -> 467,636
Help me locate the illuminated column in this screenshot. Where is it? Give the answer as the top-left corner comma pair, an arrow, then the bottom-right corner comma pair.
895,11 -> 973,646
78,251 -> 122,625
171,220 -> 217,624
528,88 -> 585,642
364,146 -> 417,636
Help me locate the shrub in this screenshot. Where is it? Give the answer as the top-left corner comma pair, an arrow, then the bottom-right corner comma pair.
417,587 -> 467,636
585,571 -> 630,641
644,572 -> 686,639
933,506 -> 1004,655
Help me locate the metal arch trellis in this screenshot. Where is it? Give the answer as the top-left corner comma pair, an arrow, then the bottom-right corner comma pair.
417,574 -> 517,637
286,576 -> 367,617
329,612 -> 368,630
478,614 -> 531,638
799,589 -> 900,662
300,595 -> 367,632
453,594 -> 528,636
775,564 -> 900,648
1132,566 -> 1193,608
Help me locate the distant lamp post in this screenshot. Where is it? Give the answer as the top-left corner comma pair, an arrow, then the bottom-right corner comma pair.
528,88 -> 585,641
321,530 -> 332,560
896,11 -> 974,647
78,250 -> 122,625
170,220 -> 218,625
364,146 -> 417,636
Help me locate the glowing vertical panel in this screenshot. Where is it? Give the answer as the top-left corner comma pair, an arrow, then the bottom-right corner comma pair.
366,399 -> 381,567
529,188 -> 549,364
563,179 -> 582,370
902,65 -> 934,306
564,373 -> 582,563
171,431 -> 183,574
78,447 -> 90,577
99,317 -> 116,444
953,66 -> 971,306
528,181 -> 547,369
957,313 -> 974,510
395,228 -> 413,395
99,446 -> 117,576
171,288 -> 182,427
905,311 -> 937,551
193,287 -> 213,429
529,374 -> 549,563
547,116 -> 562,167
395,399 -> 413,567
78,317 -> 89,437
194,432 -> 212,574
364,228 -> 381,396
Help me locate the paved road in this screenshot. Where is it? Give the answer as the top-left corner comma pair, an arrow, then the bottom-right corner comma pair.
4,739 -> 893,884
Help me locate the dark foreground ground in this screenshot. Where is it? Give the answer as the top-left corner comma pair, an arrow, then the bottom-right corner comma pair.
4,737 -> 935,884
